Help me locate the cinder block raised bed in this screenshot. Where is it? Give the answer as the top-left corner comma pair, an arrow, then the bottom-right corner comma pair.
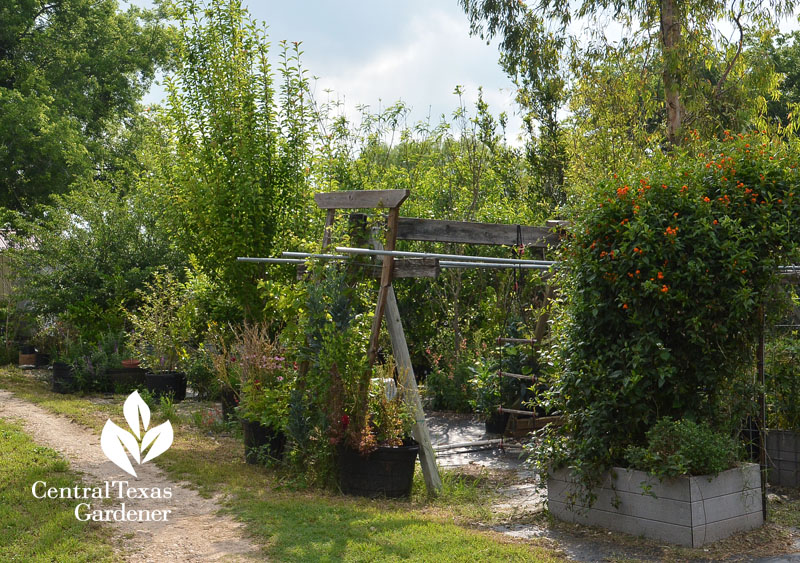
767,430 -> 800,487
548,463 -> 762,548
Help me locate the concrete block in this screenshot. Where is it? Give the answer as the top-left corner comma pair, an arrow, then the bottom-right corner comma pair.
547,464 -> 763,548
766,430 -> 800,487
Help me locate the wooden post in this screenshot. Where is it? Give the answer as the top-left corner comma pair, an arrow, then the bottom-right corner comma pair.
367,206 -> 400,368
386,285 -> 442,494
369,232 -> 442,494
321,209 -> 336,250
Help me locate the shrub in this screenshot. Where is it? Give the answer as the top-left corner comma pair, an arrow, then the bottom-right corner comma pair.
532,131 -> 800,497
766,331 -> 800,429
624,418 -> 741,478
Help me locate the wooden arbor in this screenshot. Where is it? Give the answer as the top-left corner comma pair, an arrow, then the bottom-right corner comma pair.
314,189 -> 561,493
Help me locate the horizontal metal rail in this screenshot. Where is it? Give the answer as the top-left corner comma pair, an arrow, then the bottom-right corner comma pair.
237,257 -> 305,264
439,261 -> 552,270
282,252 -> 350,260
498,371 -> 537,382
336,246 -> 555,266
497,337 -> 536,345
433,439 -> 504,452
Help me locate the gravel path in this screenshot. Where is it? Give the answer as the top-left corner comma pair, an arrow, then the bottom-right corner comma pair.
0,389 -> 263,562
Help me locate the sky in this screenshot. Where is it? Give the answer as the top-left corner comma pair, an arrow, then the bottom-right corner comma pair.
135,0 -> 525,140
134,1 -> 800,145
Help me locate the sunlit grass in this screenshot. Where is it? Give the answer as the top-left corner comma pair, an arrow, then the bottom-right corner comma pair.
0,366 -> 565,562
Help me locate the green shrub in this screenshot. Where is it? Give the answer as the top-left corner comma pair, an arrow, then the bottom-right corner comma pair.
425,358 -> 475,413
532,131 -> 800,498
766,331 -> 800,429
624,418 -> 741,478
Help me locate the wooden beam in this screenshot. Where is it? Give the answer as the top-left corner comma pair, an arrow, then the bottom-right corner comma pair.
321,209 -> 336,249
367,207 -> 400,367
315,189 -> 410,210
385,285 -> 442,494
396,217 -> 560,248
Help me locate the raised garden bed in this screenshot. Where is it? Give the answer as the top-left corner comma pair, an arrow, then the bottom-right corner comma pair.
767,430 -> 800,488
547,463 -> 763,548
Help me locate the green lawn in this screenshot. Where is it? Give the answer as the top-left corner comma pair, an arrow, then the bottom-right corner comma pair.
0,418 -> 116,562
0,367 -> 565,562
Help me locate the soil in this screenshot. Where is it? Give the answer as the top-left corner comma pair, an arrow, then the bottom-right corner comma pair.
0,389 -> 262,562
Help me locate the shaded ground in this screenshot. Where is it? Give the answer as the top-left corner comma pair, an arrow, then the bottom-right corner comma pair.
426,411 -> 800,562
0,386 -> 261,562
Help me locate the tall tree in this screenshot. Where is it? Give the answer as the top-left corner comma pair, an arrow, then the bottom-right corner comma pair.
460,0 -> 795,145
161,0 -> 313,317
0,0 -> 173,210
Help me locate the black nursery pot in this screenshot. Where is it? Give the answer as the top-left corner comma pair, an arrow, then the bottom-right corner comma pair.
337,440 -> 420,498
51,361 -> 75,394
484,411 -> 510,435
107,367 -> 147,393
241,419 -> 286,464
219,387 -> 238,421
145,371 -> 187,402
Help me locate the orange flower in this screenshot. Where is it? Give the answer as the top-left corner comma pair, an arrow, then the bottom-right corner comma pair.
623,303 -> 629,309
703,196 -> 711,202
661,285 -> 669,293
657,272 -> 664,280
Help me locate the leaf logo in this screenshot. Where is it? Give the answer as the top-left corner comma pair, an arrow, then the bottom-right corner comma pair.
101,391 -> 173,477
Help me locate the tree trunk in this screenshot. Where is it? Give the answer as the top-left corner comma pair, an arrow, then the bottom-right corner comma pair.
660,0 -> 683,145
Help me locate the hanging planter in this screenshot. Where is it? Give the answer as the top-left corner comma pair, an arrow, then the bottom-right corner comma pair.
241,419 -> 286,464
145,371 -> 187,402
51,361 -> 76,394
337,440 -> 419,498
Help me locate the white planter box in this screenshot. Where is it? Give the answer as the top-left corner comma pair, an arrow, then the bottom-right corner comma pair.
547,463 -> 763,548
767,430 -> 800,488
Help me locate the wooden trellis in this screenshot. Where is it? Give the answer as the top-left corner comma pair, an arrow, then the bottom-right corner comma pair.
311,189 -> 563,492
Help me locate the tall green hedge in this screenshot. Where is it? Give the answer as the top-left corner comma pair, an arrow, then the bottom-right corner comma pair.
535,131 -> 800,491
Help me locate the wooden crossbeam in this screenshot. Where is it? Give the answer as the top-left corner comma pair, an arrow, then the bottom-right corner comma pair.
396,217 -> 560,247
315,189 -> 410,210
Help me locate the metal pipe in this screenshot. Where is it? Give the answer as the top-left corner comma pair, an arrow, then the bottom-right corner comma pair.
336,246 -> 555,266
237,257 -> 306,264
282,252 -> 349,260
440,261 -> 552,270
433,439 -> 504,452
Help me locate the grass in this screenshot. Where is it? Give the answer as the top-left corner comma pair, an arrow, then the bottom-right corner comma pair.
0,367 -> 566,562
0,418 -> 117,562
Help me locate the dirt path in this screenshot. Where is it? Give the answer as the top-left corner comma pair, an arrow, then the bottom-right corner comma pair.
0,389 -> 263,562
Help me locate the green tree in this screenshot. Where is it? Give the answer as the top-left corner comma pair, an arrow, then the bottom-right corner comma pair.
161,0 -> 313,318
9,182 -> 184,340
460,0 -> 794,145
0,0 -> 173,210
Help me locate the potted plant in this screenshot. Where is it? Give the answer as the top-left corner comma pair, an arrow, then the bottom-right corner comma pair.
36,319 -> 78,394
126,270 -> 193,401
469,357 -> 517,434
330,358 -> 418,498
208,324 -> 241,421
228,323 -> 293,464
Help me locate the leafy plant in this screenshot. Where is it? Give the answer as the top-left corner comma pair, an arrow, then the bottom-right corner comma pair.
766,331 -> 800,429
624,418 -> 741,478
531,131 -> 800,500
126,269 -> 195,372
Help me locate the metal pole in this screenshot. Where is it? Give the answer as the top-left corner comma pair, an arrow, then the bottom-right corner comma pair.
758,305 -> 767,522
336,246 -> 555,266
237,257 -> 305,264
439,261 -> 552,270
282,252 -> 349,260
